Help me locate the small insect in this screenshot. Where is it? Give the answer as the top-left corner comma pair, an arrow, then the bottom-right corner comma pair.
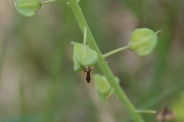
83,67 -> 93,83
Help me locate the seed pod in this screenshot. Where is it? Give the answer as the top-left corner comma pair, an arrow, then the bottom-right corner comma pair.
15,0 -> 41,17
129,28 -> 158,56
73,43 -> 98,71
73,54 -> 83,71
94,74 -> 119,102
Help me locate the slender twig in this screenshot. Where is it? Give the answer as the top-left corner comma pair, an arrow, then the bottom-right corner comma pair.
68,0 -> 144,121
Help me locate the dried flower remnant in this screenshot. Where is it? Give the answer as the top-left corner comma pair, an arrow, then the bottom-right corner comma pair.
157,104 -> 175,122
83,67 -> 93,83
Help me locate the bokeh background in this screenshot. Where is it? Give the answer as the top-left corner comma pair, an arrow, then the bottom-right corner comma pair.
0,0 -> 184,122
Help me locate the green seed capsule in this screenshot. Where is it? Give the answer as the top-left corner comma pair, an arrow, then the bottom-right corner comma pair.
129,28 -> 158,56
73,43 -> 98,71
73,54 -> 83,71
94,74 -> 119,102
15,0 -> 41,17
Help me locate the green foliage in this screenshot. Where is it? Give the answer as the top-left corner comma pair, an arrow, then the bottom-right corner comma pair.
3,0 -> 183,122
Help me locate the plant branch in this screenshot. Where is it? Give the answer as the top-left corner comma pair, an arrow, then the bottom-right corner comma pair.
136,109 -> 156,114
41,0 -> 58,5
68,0 -> 144,121
103,45 -> 129,58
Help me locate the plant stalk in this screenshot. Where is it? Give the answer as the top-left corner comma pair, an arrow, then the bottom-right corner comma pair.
41,0 -> 58,5
68,0 -> 144,121
136,109 -> 156,114
103,45 -> 129,58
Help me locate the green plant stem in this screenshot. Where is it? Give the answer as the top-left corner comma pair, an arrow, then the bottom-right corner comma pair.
103,45 -> 129,58
83,27 -> 87,45
41,0 -> 58,5
68,0 -> 144,121
135,109 -> 156,114
19,78 -> 27,122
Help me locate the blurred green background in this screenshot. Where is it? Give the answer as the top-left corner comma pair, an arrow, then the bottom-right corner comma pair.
0,0 -> 184,122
